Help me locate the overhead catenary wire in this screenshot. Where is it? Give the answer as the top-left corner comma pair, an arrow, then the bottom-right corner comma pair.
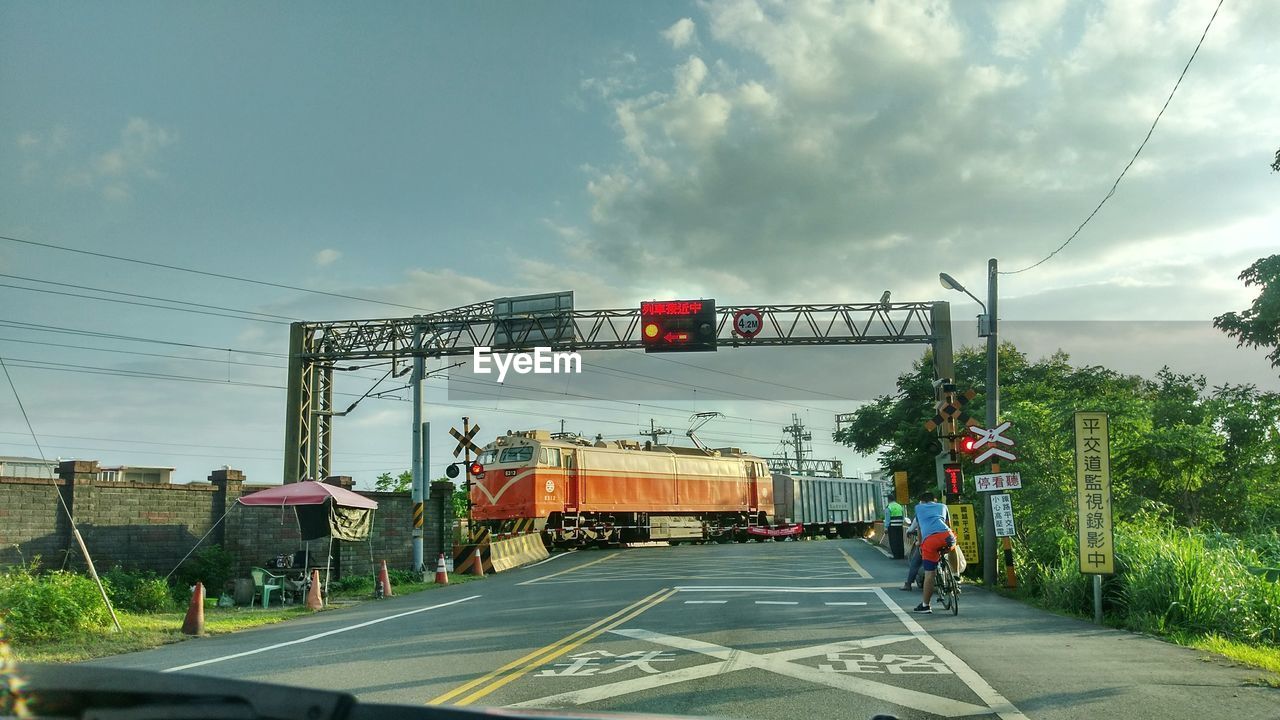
0,233 -> 431,312
1004,0 -> 1225,275
0,272 -> 300,321
0,282 -> 290,325
0,319 -> 289,357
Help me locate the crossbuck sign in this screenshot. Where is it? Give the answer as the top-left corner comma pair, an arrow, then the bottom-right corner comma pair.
970,421 -> 1017,464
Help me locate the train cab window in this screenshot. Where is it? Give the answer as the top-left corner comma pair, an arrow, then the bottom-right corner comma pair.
541,448 -> 561,467
477,449 -> 498,465
499,446 -> 534,464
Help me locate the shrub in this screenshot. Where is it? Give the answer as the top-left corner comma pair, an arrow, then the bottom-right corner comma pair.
332,575 -> 373,593
388,569 -> 421,586
172,545 -> 234,604
0,568 -> 111,642
103,567 -> 174,614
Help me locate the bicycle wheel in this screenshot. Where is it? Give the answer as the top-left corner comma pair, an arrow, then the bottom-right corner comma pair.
949,574 -> 959,615
935,567 -> 952,610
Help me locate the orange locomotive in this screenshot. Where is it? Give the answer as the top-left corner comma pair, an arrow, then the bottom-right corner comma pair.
470,430 -> 773,546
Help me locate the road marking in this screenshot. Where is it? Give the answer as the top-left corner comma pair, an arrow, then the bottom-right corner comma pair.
873,587 -> 1029,720
517,551 -> 618,585
825,602 -> 868,606
160,595 -> 480,673
526,549 -> 577,568
683,600 -> 726,604
429,587 -> 675,706
510,629 -> 989,717
838,547 -> 872,577
675,586 -> 874,593
754,600 -> 798,605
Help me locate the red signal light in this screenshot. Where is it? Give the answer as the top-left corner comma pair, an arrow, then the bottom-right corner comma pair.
960,436 -> 976,453
640,299 -> 717,353
469,462 -> 484,477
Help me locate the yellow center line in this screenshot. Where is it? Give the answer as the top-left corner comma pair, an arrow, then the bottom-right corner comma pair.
453,587 -> 677,706
838,547 -> 871,579
516,551 -> 619,585
426,586 -> 669,706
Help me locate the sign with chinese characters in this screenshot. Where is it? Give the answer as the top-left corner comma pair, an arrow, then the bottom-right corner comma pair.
947,503 -> 979,564
1074,411 -> 1114,575
973,472 -> 1022,492
990,494 -> 1016,538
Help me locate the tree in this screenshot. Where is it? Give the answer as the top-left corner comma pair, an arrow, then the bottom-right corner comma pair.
1272,147 -> 1279,172
1213,255 -> 1280,370
373,470 -> 413,492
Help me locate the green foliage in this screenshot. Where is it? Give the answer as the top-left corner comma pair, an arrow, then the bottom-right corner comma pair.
172,545 -> 235,605
1214,254 -> 1280,369
374,470 -> 413,492
0,568 -> 111,642
103,567 -> 174,614
331,575 -> 374,593
452,487 -> 468,519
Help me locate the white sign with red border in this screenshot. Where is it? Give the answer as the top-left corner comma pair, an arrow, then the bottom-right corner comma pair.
732,308 -> 763,338
974,472 -> 1022,492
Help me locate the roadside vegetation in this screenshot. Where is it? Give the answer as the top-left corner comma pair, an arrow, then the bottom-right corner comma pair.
839,256 -> 1280,677
0,552 -> 481,664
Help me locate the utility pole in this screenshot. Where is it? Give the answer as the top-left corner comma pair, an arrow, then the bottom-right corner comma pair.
559,419 -> 566,435
982,258 -> 999,587
782,414 -> 813,474
643,419 -> 672,445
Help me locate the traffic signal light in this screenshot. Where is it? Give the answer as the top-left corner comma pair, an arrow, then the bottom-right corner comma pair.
640,300 -> 717,353
958,435 -> 976,454
469,461 -> 485,478
942,462 -> 963,500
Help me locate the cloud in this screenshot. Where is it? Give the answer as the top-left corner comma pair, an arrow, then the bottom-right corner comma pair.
662,18 -> 698,49
314,249 -> 341,267
576,0 -> 1280,318
20,117 -> 178,201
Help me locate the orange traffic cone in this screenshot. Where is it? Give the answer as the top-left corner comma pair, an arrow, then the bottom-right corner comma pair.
305,569 -> 323,610
181,582 -> 205,636
434,553 -> 449,585
378,560 -> 394,597
471,551 -> 485,577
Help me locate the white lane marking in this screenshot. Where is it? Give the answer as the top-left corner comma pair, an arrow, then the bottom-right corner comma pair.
517,552 -> 618,586
825,602 -> 868,606
161,595 -> 481,673
683,600 -> 727,604
509,629 -> 983,716
863,538 -> 893,558
675,586 -> 875,593
873,587 -> 1030,720
526,549 -> 577,568
754,600 -> 798,605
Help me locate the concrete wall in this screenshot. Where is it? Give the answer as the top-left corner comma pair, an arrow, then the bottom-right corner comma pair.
0,464 -> 421,582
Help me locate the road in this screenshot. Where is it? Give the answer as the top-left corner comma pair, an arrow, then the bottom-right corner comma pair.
91,539 -> 1278,719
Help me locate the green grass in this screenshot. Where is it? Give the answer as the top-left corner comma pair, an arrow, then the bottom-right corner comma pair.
12,573 -> 486,664
1174,632 -> 1280,688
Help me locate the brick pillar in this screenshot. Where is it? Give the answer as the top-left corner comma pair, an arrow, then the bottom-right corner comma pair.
426,480 -> 455,563
324,476 -> 354,490
209,468 -> 244,549
56,460 -> 99,570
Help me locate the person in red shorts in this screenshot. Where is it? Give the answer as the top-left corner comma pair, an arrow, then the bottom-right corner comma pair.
912,491 -> 955,614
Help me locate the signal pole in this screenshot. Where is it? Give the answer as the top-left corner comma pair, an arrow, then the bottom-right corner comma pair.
783,414 -> 813,473
643,419 -> 672,445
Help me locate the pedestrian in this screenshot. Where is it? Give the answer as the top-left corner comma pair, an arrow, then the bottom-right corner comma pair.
912,491 -> 955,614
901,515 -> 922,591
884,492 -> 906,559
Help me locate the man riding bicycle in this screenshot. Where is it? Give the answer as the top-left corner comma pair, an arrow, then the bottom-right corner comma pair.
912,491 -> 955,614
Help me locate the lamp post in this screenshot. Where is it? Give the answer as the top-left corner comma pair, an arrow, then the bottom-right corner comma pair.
939,259 -> 999,587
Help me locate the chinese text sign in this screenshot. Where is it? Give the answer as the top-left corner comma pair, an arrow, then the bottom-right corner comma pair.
1074,411 -> 1114,575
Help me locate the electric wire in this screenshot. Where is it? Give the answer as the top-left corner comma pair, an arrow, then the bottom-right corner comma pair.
1004,0 -> 1225,275
0,272 -> 299,321
0,282 -> 290,325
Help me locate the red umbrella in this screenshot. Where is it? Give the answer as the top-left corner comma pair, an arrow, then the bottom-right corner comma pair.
236,480 -> 378,510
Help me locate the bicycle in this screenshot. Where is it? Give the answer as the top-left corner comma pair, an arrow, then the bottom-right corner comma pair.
933,547 -> 960,615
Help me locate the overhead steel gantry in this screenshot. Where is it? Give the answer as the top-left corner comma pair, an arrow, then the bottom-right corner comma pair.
284,297 -> 955,484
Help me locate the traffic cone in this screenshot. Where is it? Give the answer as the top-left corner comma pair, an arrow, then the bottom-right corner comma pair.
378,560 -> 394,597
434,553 -> 449,585
181,582 -> 205,636
305,569 -> 323,610
471,551 -> 485,577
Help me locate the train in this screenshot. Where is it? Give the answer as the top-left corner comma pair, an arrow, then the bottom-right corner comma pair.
468,429 -> 883,547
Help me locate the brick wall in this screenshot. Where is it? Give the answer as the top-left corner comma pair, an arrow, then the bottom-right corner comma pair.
0,466 -> 418,581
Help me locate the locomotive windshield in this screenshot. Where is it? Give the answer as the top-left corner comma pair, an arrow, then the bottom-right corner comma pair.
476,449 -> 498,465
498,446 -> 534,464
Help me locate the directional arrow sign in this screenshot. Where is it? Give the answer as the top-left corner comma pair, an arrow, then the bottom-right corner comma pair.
970,421 -> 1015,449
974,445 -> 1017,464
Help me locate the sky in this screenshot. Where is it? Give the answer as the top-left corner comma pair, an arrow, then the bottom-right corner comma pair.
1,0 -> 1277,487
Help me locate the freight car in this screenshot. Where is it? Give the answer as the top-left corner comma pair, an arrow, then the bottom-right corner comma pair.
771,473 -> 883,539
469,429 -> 773,547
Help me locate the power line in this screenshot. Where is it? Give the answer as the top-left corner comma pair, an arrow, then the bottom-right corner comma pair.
0,233 -> 431,312
0,337 -> 288,371
0,429 -> 401,458
0,282 -> 290,325
0,319 -> 288,357
1004,0 -> 1225,275
0,355 -> 45,461
624,350 -> 858,402
0,272 -> 298,321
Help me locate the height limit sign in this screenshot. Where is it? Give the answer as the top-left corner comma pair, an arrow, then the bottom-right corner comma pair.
732,308 -> 763,338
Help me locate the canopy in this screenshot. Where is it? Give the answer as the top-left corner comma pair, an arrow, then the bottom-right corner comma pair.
236,480 -> 378,510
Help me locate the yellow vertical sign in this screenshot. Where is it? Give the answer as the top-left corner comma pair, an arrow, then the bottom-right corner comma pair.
1074,411 -> 1114,574
947,503 -> 979,564
893,471 -> 908,505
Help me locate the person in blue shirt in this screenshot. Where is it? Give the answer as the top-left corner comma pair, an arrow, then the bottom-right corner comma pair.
912,491 -> 955,614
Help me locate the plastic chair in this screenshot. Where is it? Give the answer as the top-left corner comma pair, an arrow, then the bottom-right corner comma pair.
250,567 -> 284,608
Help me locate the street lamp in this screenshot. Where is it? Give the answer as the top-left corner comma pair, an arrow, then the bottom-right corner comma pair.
939,259 -> 999,588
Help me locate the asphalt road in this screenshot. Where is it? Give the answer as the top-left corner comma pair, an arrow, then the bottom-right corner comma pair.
89,539 -> 1278,720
